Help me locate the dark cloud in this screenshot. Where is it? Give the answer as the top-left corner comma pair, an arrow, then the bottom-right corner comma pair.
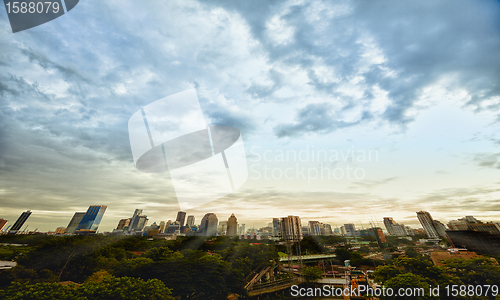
274,102 -> 372,138
1,0 -> 500,231
210,0 -> 500,134
246,69 -> 284,100
472,152 -> 500,169
20,47 -> 91,84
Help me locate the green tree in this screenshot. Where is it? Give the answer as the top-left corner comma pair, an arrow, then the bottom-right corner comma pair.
404,247 -> 419,258
0,276 -> 173,300
0,281 -> 77,300
381,273 -> 432,300
78,276 -> 173,300
372,265 -> 401,284
441,257 -> 500,286
302,266 -> 323,283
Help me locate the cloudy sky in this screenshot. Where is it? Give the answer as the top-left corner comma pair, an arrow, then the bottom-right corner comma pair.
1,0 -> 500,232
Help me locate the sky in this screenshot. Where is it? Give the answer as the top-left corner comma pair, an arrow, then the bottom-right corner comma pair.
1,0 -> 500,232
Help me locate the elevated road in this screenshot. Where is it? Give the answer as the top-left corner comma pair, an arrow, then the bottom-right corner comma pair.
279,253 -> 336,262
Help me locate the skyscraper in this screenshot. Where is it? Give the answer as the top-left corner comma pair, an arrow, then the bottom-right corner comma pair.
308,221 -> 321,236
383,217 -> 408,236
383,217 -> 397,235
323,224 -> 333,236
159,221 -> 166,233
55,227 -> 66,234
75,205 -> 107,232
199,213 -> 218,236
186,215 -> 195,227
272,218 -> 280,236
239,224 -> 246,235
66,212 -> 86,234
416,211 -> 439,238
10,210 -> 32,232
0,219 -> 8,231
278,216 -> 303,241
227,214 -> 238,237
344,223 -> 356,236
176,211 -> 187,227
218,221 -> 228,235
116,219 -> 130,230
129,209 -> 148,232
433,220 -> 448,238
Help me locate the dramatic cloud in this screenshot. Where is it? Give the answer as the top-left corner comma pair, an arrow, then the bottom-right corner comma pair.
0,0 -> 499,231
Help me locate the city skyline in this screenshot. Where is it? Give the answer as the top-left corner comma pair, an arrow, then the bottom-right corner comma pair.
2,205 -> 499,235
1,1 -> 500,232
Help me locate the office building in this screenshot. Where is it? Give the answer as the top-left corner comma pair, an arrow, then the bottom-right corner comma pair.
218,221 -> 228,235
383,217 -> 397,235
186,215 -> 195,227
75,205 -> 107,233
447,230 -> 500,255
55,227 -> 66,234
272,218 -> 280,236
344,223 -> 356,236
0,219 -> 8,231
66,212 -> 85,234
308,221 -> 321,236
467,223 -> 500,234
159,221 -> 166,233
433,220 -> 448,237
447,216 -> 500,234
176,211 -> 186,227
166,223 -> 180,234
129,209 -> 148,232
116,219 -> 130,230
10,210 -> 32,233
404,226 -> 415,236
147,222 -> 161,236
373,228 -> 387,244
323,224 -> 333,236
128,209 -> 143,231
416,211 -> 440,238
278,216 -> 303,241
239,224 -> 246,235
383,217 -> 409,236
340,226 -> 346,235
227,214 -> 238,237
448,219 -> 469,231
200,213 -> 218,236
134,216 -> 148,232
448,216 -> 480,231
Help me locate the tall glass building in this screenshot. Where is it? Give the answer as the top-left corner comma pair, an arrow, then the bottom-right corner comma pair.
76,205 -> 107,232
199,213 -> 218,236
10,210 -> 32,232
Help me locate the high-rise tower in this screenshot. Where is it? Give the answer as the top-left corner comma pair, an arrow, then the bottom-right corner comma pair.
10,210 -> 32,233
75,205 -> 107,233
227,214 -> 238,237
199,213 -> 218,236
66,212 -> 85,234
416,211 -> 439,238
176,211 -> 187,227
186,215 -> 195,227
